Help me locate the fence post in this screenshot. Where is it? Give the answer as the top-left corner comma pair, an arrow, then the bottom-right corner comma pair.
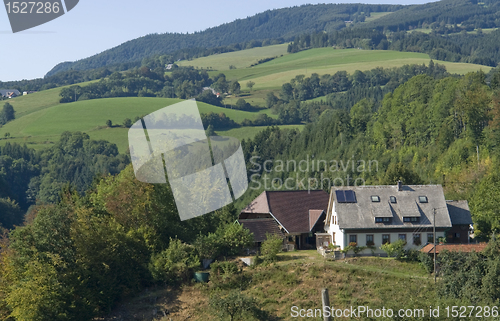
322,288 -> 331,321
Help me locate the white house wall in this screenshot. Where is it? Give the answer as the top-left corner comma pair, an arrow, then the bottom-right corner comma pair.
326,203 -> 446,254
343,231 -> 446,255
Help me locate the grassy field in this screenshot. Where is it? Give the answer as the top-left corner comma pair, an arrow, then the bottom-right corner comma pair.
216,124 -> 304,141
177,44 -> 289,70
189,48 -> 492,90
363,12 -> 393,23
102,251 -> 444,321
0,96 -> 290,152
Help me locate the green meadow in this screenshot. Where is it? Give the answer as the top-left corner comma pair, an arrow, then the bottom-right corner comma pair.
216,124 -> 304,141
177,44 -> 289,70
0,97 -> 282,152
183,48 -> 492,90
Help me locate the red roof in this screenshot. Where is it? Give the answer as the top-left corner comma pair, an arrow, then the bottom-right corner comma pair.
240,190 -> 329,233
420,243 -> 488,254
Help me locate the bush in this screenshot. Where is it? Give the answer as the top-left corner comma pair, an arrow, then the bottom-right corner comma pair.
209,290 -> 262,321
123,118 -> 132,128
261,233 -> 283,263
149,238 -> 200,284
380,239 -> 406,257
218,223 -> 254,257
194,223 -> 253,259
418,251 -> 434,274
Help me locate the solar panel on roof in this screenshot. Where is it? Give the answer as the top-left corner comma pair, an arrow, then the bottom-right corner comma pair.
336,190 -> 356,203
345,190 -> 356,203
335,190 -> 346,203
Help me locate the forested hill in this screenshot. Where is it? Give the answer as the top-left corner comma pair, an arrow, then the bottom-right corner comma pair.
45,3 -> 400,76
362,0 -> 500,32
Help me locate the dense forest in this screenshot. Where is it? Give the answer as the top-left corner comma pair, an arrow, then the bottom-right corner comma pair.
0,132 -> 129,229
362,0 -> 500,32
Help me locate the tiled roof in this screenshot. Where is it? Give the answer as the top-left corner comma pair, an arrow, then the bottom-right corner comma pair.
420,243 -> 487,254
240,218 -> 283,242
332,185 -> 453,229
241,190 -> 330,234
241,191 -> 270,214
309,210 -> 324,230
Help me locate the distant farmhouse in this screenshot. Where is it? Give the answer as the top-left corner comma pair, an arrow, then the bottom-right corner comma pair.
239,182 -> 473,255
0,89 -> 21,98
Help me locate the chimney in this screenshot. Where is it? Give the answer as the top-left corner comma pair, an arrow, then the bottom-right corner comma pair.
397,180 -> 403,191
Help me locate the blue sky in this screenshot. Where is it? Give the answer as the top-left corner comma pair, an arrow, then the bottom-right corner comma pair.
0,0 -> 438,81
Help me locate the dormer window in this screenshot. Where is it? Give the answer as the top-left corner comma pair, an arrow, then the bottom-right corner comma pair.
371,195 -> 380,202
419,196 -> 428,203
390,196 -> 397,203
403,217 -> 420,223
375,217 -> 391,223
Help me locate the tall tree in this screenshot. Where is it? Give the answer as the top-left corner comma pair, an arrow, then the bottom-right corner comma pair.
0,103 -> 15,125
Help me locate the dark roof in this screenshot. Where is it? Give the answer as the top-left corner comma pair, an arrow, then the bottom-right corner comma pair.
446,200 -> 473,225
420,243 -> 487,254
0,89 -> 20,96
241,190 -> 330,234
331,185 -> 452,229
240,218 -> 283,242
309,210 -> 324,230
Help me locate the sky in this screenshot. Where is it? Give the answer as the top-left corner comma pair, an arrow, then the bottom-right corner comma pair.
0,0 -> 438,81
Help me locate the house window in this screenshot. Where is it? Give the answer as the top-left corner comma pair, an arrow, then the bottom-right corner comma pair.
375,217 -> 391,223
375,217 -> 383,223
413,234 -> 421,246
349,235 -> 357,244
390,196 -> 397,203
403,217 -> 420,223
427,233 -> 434,243
366,235 -> 374,246
371,195 -> 380,202
418,196 -> 428,203
382,234 -> 390,244
398,234 -> 406,241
